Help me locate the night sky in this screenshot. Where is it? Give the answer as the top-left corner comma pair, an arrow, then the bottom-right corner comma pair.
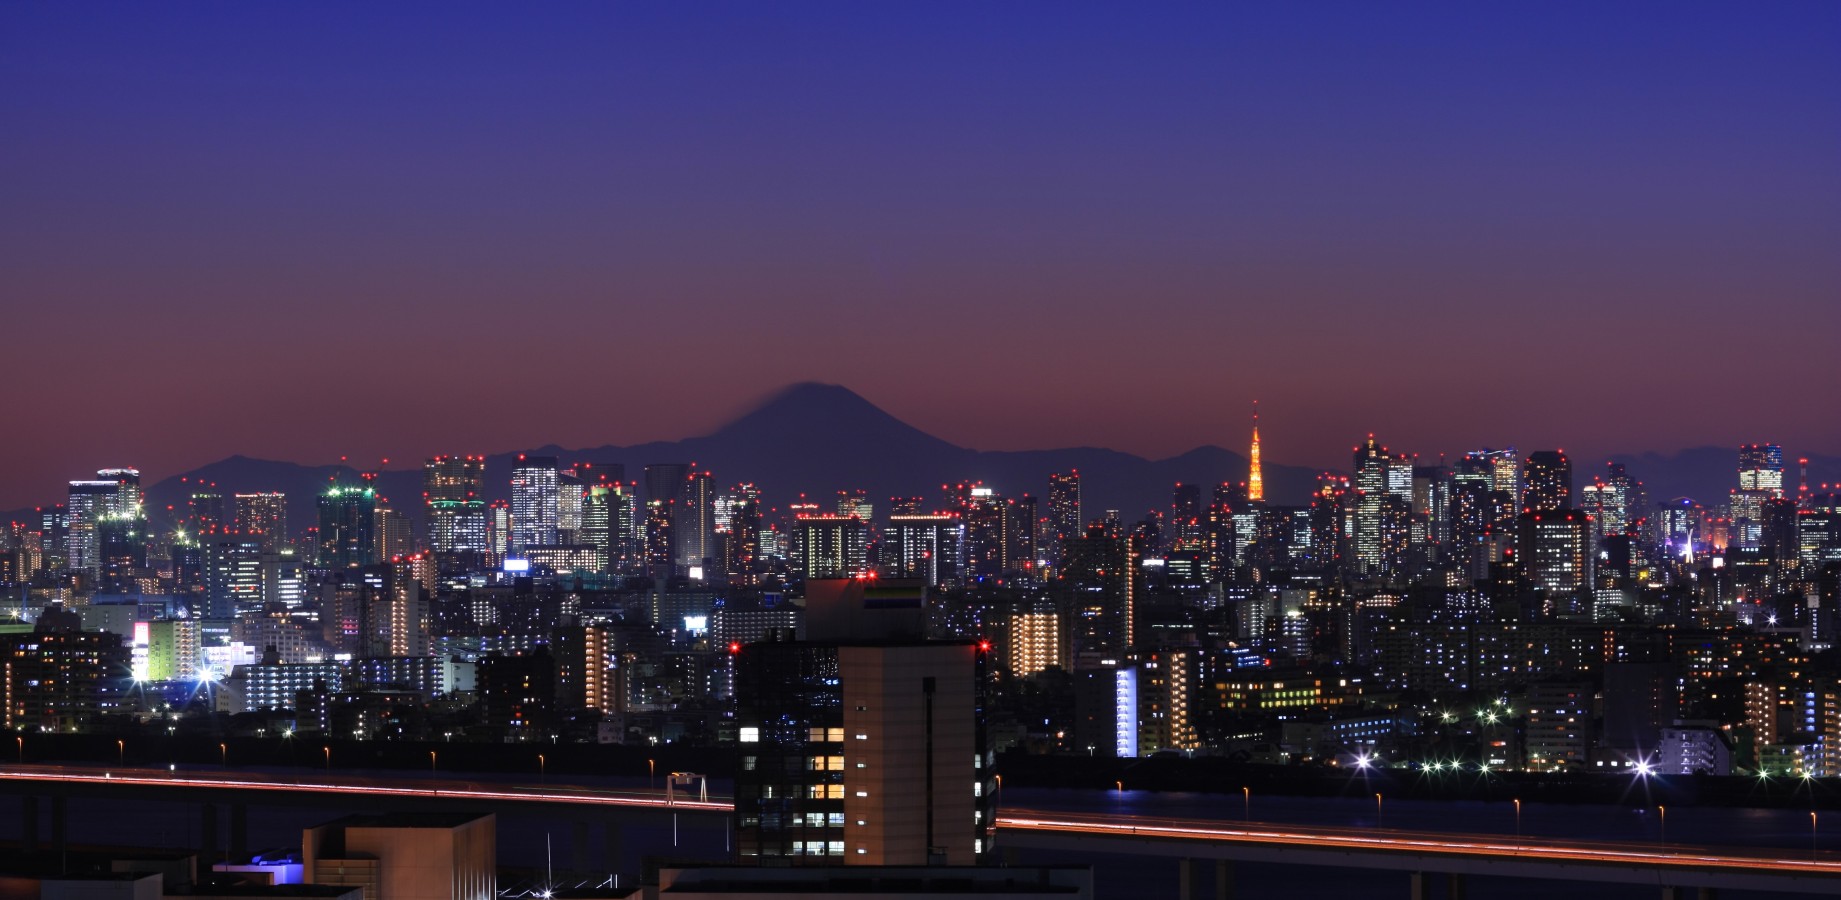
3,3 -> 1838,509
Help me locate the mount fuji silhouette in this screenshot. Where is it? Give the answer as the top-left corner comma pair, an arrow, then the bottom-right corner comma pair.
116,383 -> 1308,533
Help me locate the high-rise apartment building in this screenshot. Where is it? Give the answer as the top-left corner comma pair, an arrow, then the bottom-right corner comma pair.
796,514 -> 870,579
733,578 -> 992,866
883,514 -> 964,586
373,505 -> 412,562
1007,610 -> 1066,676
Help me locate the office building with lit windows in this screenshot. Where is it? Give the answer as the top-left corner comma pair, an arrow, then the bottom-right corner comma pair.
1517,510 -> 1591,595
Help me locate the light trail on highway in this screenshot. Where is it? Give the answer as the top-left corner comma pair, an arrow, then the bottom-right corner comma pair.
0,764 -> 732,813
995,811 -> 1841,877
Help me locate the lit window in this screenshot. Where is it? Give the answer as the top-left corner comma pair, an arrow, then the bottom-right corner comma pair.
739,727 -> 759,743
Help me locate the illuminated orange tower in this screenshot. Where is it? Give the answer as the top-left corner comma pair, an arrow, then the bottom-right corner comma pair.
1248,401 -> 1264,503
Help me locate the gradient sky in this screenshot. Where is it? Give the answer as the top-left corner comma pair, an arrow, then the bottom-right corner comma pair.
3,2 -> 1838,508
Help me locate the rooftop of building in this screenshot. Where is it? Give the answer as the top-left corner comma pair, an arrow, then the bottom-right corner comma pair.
314,812 -> 488,830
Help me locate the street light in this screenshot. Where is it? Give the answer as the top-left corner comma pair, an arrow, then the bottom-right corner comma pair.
1658,805 -> 1666,846
649,758 -> 656,792
539,754 -> 546,781
16,736 -> 22,763
1115,780 -> 1123,794
1243,786 -> 1250,821
1513,798 -> 1522,848
219,743 -> 227,766
993,774 -> 1001,806
323,746 -> 331,770
429,750 -> 437,775
1813,811 -> 1819,863
1375,793 -> 1383,828
117,740 -> 124,764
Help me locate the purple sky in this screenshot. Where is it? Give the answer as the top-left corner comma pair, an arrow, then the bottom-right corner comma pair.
3,3 -> 1838,509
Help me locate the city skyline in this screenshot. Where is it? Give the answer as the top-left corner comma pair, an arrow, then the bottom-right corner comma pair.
4,4 -> 1839,510
4,382 -> 1838,520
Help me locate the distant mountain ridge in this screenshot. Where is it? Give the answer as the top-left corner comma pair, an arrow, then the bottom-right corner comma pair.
5,383 -> 1836,538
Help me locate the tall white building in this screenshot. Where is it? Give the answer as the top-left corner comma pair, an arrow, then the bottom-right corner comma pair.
509,455 -> 560,550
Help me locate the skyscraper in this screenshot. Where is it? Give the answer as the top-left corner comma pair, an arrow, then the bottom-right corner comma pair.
189,490 -> 227,537
795,514 -> 870,579
1048,471 -> 1082,559
1523,450 -> 1573,513
883,514 -> 965,586
423,455 -> 486,505
201,537 -> 264,619
65,478 -> 118,574
1580,462 -> 1638,543
1060,522 -> 1136,653
556,467 -> 584,544
234,492 -> 288,552
837,489 -> 873,521
317,483 -> 377,568
1517,510 -> 1591,596
423,456 -> 485,558
509,455 -> 560,550
373,504 -> 412,561
581,483 -> 617,573
1352,437 -> 1412,576
1170,483 -> 1203,550
1739,444 -> 1785,498
679,469 -> 717,572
